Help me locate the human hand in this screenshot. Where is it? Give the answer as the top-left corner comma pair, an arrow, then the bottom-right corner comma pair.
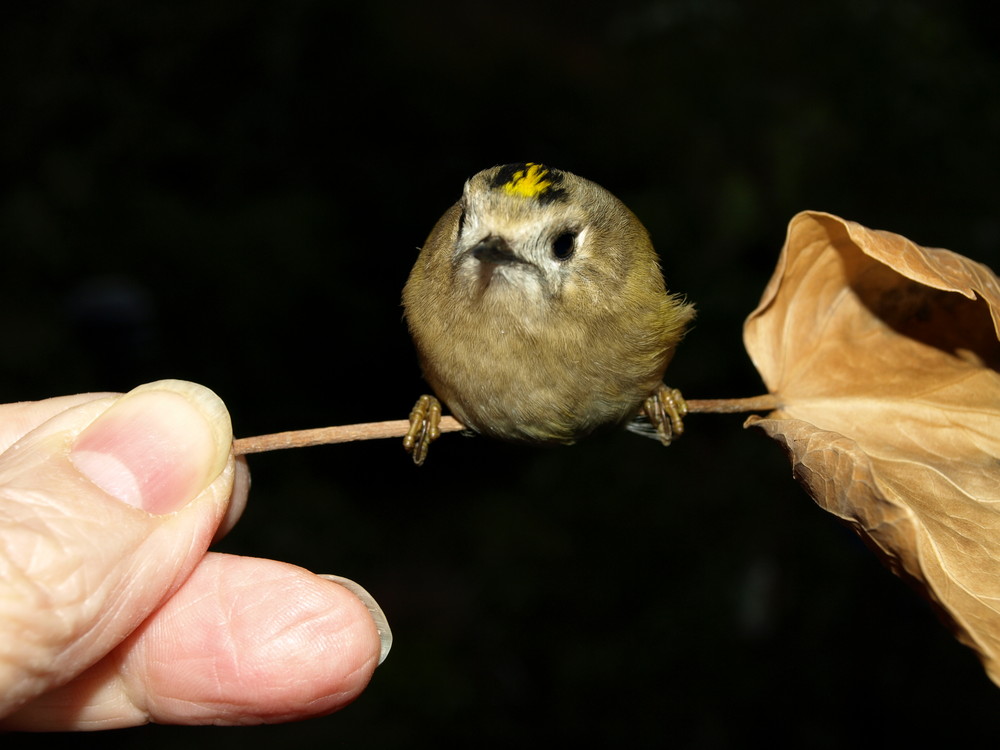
0,380 -> 389,730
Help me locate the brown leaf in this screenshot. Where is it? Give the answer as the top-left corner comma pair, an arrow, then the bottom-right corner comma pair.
743,210 -> 1000,685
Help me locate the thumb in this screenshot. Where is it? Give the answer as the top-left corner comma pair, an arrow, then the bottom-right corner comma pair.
0,380 -> 237,717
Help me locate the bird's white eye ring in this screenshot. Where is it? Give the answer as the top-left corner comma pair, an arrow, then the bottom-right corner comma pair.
552,231 -> 577,261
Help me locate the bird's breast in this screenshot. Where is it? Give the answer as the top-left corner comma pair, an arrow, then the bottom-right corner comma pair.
417,302 -> 652,444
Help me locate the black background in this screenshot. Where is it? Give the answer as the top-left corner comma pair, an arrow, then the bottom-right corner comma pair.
4,1 -> 999,746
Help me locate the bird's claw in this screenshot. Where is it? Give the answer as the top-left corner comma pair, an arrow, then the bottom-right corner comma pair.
641,384 -> 687,446
403,394 -> 442,465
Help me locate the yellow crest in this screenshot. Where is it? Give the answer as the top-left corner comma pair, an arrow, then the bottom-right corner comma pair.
501,163 -> 555,199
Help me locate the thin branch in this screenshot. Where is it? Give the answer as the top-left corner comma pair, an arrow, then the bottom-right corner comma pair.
685,394 -> 781,414
233,417 -> 466,454
232,395 -> 779,455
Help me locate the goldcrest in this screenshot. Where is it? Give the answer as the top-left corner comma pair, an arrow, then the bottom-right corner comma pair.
402,162 -> 694,464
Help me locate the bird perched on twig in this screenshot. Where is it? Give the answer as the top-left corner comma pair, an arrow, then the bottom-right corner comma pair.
403,162 -> 694,465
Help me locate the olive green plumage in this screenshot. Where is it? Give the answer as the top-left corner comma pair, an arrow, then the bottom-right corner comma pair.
403,163 -> 694,445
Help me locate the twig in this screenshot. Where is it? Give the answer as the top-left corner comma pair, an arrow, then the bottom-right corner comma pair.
232,395 -> 778,455
233,417 -> 466,455
685,394 -> 781,414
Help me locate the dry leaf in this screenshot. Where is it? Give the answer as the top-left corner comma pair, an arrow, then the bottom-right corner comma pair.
743,210 -> 1000,685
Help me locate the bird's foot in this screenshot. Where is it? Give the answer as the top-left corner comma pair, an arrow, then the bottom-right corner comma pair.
641,384 -> 687,447
403,394 -> 442,465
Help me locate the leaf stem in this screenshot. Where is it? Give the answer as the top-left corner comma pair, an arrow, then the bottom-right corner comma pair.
232,395 -> 778,455
685,394 -> 780,414
233,417 -> 466,455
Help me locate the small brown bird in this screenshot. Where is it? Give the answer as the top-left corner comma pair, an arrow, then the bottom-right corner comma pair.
402,162 -> 694,464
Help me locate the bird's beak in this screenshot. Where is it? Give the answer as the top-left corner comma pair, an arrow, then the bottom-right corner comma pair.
471,236 -> 521,265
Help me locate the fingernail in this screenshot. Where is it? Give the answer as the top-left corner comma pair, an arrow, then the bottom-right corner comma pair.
319,575 -> 393,666
70,380 -> 232,514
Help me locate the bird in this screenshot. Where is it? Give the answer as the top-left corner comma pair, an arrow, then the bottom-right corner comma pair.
402,162 -> 694,465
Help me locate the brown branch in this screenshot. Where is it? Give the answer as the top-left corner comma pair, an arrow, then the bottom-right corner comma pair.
685,394 -> 781,414
233,417 -> 466,455
231,395 -> 779,455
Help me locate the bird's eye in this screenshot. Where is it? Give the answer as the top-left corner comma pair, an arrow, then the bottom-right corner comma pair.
551,231 -> 576,260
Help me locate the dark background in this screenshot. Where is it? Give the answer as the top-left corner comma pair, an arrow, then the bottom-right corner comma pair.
4,0 -> 999,746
